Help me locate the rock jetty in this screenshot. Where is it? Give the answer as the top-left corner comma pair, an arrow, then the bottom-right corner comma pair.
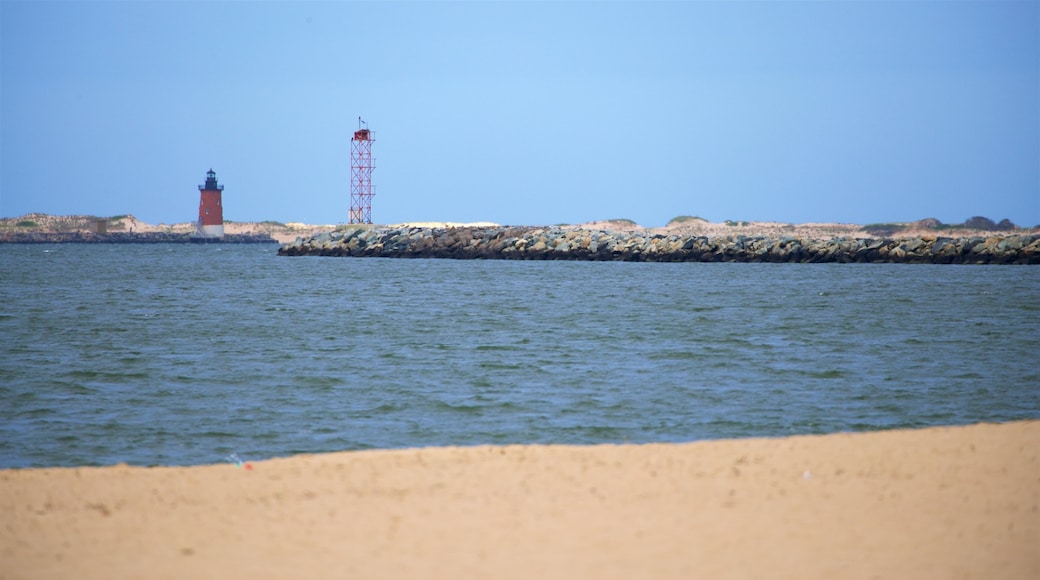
279,226 -> 1040,264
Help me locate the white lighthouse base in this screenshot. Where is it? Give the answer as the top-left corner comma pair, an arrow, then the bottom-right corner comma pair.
197,224 -> 224,238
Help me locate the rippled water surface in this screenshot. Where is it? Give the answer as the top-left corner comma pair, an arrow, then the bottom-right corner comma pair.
2,244 -> 1037,467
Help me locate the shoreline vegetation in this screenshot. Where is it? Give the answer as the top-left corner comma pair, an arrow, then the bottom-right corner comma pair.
3,421 -> 1037,579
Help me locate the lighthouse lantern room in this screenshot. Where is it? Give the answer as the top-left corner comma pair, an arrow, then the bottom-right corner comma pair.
197,169 -> 224,238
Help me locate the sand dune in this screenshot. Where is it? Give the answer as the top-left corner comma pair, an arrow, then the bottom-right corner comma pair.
2,421 -> 1037,579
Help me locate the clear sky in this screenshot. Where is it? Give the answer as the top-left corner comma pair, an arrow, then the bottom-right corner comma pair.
2,1 -> 1037,227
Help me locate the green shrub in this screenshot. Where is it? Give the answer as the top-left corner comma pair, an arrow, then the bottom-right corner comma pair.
963,216 -> 997,231
862,223 -> 907,237
16,220 -> 39,228
724,220 -> 738,227
914,218 -> 943,229
667,215 -> 707,226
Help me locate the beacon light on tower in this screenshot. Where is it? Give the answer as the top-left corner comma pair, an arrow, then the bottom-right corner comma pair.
349,117 -> 375,224
197,169 -> 224,238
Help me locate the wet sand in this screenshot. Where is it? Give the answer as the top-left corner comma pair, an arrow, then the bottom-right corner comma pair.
2,421 -> 1037,579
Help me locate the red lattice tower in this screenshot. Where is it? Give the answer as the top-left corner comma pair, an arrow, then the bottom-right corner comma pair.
349,118 -> 375,224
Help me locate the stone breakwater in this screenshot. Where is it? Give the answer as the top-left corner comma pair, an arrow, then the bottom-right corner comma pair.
278,226 -> 1040,264
0,232 -> 276,244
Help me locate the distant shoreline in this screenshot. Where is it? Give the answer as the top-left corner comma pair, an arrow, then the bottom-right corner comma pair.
0,214 -> 322,244
2,213 -> 1037,246
0,231 -> 276,245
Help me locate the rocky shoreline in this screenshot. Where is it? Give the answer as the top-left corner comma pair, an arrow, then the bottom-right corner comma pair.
279,226 -> 1040,264
0,232 -> 277,244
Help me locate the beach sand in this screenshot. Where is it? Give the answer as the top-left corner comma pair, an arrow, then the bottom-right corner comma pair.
2,421 -> 1037,579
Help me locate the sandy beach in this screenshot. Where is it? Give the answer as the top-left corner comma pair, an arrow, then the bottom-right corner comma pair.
2,421 -> 1037,579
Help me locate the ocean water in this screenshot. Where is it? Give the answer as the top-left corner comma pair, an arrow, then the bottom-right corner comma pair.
1,243 -> 1037,468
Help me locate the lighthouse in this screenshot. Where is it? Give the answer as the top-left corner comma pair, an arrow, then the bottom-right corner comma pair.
197,169 -> 224,238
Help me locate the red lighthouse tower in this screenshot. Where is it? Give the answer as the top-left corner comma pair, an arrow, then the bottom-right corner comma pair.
197,169 -> 224,238
349,118 -> 375,224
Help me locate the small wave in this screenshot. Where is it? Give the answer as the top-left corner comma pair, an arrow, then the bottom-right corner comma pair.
16,407 -> 57,419
647,350 -> 700,361
430,400 -> 485,414
473,344 -> 519,352
802,369 -> 847,379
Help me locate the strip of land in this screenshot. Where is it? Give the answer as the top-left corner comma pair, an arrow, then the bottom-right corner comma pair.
2,421 -> 1037,579
3,214 -> 1037,245
4,214 -> 1038,262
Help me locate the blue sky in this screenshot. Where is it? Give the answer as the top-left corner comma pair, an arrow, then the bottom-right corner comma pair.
2,1 -> 1037,227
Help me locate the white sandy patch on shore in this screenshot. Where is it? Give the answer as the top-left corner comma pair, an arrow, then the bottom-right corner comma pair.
390,221 -> 502,229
